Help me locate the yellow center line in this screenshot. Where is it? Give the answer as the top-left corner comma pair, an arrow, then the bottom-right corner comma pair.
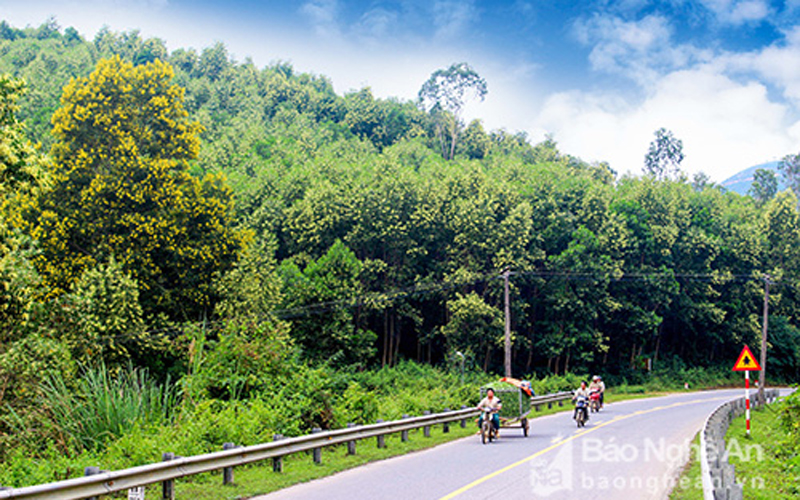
437,395 -> 729,500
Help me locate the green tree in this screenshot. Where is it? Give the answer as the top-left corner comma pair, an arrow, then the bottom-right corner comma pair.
280,240 -> 376,367
0,75 -> 49,238
779,153 -> 800,199
343,88 -> 420,150
460,119 -> 492,159
59,258 -> 150,370
23,56 -> 247,320
440,292 -> 503,372
644,128 -> 684,180
214,236 -> 285,321
764,190 -> 800,272
692,172 -> 711,191
748,168 -> 778,204
0,75 -> 49,340
418,62 -> 487,160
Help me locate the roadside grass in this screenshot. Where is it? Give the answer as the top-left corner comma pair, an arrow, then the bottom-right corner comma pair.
671,399 -> 798,500
725,403 -> 798,499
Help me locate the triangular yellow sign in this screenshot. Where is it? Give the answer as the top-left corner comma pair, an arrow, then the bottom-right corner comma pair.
732,345 -> 762,371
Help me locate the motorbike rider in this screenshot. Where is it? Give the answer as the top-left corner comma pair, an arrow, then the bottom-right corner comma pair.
477,388 -> 503,436
572,380 -> 590,421
589,375 -> 606,409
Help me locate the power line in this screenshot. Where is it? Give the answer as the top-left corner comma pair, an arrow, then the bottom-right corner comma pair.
67,268 -> 780,346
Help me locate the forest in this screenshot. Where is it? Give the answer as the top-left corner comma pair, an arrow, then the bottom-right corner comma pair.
1,19 -> 800,483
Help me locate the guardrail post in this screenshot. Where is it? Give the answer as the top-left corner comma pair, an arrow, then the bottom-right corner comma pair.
162,452 -> 175,500
347,424 -> 357,455
728,483 -> 744,500
272,435 -> 284,472
460,405 -> 467,428
376,419 -> 386,448
312,427 -> 322,464
443,408 -> 450,433
223,442 -> 236,484
84,466 -> 100,500
401,415 -> 409,442
423,411 -> 431,437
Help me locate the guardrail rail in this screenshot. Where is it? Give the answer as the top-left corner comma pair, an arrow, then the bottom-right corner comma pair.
700,388 -> 781,500
0,407 -> 482,500
530,391 -> 573,411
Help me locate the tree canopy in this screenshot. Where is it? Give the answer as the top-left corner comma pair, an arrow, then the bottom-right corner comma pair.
644,127 -> 684,180
419,62 -> 487,160
22,56 -> 246,320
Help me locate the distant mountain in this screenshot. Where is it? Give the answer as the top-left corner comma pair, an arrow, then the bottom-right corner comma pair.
719,161 -> 787,195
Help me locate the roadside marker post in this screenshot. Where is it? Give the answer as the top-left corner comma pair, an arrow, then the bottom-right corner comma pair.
732,345 -> 762,436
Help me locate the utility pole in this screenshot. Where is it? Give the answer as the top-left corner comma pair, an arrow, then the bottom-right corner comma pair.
758,274 -> 770,404
503,267 -> 511,378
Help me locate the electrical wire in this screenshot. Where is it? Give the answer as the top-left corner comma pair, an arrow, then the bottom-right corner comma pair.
65,268 -> 780,346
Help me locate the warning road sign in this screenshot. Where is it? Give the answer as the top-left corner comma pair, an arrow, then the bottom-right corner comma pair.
732,345 -> 761,371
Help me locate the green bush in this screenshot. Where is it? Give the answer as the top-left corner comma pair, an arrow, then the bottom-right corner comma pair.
0,331 -> 75,457
179,318 -> 294,402
0,444 -> 100,488
780,387 -> 800,439
336,381 -> 378,426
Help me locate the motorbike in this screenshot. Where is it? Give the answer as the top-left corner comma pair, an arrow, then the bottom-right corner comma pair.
574,395 -> 589,428
589,390 -> 601,413
479,408 -> 499,444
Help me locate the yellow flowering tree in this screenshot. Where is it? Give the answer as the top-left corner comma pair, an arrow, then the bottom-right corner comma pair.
25,56 -> 247,320
0,74 -> 50,339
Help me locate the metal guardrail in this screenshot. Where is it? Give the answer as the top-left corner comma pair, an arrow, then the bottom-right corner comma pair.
0,407 -> 480,500
700,389 -> 781,500
530,391 -> 573,410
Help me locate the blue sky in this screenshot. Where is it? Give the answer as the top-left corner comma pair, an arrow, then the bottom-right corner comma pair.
3,0 -> 800,181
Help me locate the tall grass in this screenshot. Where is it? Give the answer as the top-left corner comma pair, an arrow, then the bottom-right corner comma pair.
38,363 -> 179,451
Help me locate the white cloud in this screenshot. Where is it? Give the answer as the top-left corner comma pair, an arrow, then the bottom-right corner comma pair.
699,0 -> 772,25
715,26 -> 800,107
432,0 -> 477,40
355,6 -> 398,41
536,67 -> 794,181
301,0 -> 341,38
572,14 -> 709,86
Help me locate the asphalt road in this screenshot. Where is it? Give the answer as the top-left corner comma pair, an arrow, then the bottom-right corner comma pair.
252,389 -> 766,500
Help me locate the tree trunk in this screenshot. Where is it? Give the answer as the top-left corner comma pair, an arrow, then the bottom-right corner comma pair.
392,313 -> 401,367
526,347 -> 533,373
382,310 -> 390,367
449,127 -> 459,160
653,323 -> 663,368
387,310 -> 396,367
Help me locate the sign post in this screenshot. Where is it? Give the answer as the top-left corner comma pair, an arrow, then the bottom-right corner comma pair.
732,345 -> 762,436
128,486 -> 145,500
